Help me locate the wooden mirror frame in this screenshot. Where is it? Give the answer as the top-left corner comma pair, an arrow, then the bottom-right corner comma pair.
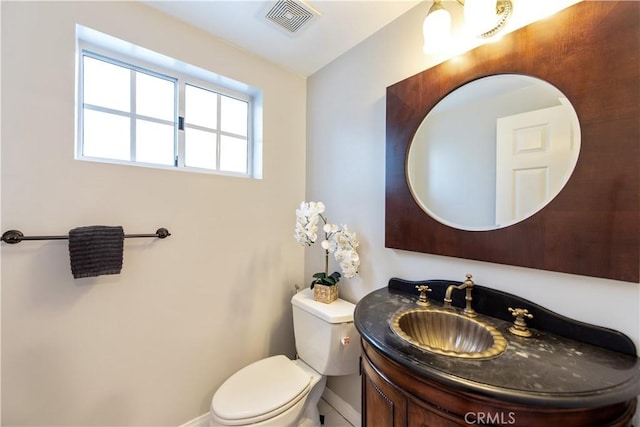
385,1 -> 639,283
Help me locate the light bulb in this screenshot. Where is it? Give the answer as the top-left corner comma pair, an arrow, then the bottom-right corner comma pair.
422,3 -> 451,54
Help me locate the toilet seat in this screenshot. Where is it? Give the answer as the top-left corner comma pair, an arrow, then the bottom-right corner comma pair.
211,355 -> 312,425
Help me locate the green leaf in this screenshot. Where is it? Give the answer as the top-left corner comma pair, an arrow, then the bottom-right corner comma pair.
310,271 -> 341,287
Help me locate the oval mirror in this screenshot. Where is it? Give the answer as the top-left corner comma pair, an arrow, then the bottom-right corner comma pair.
407,74 -> 581,231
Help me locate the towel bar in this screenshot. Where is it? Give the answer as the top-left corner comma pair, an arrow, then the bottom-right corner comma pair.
1,228 -> 171,244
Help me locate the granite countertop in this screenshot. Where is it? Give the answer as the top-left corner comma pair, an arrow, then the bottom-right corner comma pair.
355,284 -> 640,408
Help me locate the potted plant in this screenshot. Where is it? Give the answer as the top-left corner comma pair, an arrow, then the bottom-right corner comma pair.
294,201 -> 360,303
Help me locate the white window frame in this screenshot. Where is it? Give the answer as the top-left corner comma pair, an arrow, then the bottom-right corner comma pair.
76,26 -> 260,179
177,81 -> 253,173
79,50 -> 179,167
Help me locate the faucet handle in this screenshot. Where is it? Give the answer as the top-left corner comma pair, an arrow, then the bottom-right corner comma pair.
415,285 -> 432,307
508,307 -> 534,337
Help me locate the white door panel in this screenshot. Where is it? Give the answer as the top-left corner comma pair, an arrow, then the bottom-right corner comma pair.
496,103 -> 575,226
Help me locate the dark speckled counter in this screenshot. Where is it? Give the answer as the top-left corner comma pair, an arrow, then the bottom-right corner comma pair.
354,282 -> 640,408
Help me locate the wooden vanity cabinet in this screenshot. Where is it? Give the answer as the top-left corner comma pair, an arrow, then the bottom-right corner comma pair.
361,340 -> 637,427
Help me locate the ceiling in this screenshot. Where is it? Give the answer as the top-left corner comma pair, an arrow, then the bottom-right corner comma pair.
141,0 -> 422,77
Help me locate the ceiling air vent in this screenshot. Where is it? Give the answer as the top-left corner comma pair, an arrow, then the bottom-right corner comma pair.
263,0 -> 320,35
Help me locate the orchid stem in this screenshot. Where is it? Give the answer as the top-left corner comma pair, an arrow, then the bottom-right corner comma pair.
320,214 -> 330,279
324,249 -> 329,278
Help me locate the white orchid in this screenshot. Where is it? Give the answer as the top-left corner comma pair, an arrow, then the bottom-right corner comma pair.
294,202 -> 361,287
294,201 -> 325,246
331,225 -> 360,279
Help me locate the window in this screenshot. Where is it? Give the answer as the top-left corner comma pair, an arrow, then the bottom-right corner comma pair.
76,26 -> 260,178
183,84 -> 249,173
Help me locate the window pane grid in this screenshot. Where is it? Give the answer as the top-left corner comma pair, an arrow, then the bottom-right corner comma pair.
79,44 -> 253,177
83,104 -> 175,127
182,125 -> 247,141
183,84 -> 249,173
81,51 -> 178,166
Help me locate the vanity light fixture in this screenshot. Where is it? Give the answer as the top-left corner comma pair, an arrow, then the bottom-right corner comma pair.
423,0 -> 452,54
423,0 -> 513,54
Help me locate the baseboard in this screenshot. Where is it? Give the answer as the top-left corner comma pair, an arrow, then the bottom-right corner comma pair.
322,387 -> 361,427
180,412 -> 210,427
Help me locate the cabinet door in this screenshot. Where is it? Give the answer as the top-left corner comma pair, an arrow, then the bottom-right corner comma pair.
362,353 -> 407,427
408,399 -> 466,427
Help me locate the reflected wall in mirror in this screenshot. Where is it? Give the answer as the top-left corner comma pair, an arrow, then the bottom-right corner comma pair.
385,1 -> 639,283
407,74 -> 580,231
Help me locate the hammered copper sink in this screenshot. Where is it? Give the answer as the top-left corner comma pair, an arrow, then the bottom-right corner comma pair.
390,308 -> 507,359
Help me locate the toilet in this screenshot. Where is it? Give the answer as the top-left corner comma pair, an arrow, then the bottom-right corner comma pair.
210,288 -> 360,427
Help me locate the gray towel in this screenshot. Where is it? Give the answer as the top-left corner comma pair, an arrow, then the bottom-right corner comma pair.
68,225 -> 124,279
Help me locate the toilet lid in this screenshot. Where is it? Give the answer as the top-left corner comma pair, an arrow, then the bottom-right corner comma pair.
211,355 -> 311,422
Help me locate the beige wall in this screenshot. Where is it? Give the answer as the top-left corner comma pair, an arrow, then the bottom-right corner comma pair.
1,1 -> 306,425
307,0 -> 639,417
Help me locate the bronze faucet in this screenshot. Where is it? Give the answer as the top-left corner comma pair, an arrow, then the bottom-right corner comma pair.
443,274 -> 477,317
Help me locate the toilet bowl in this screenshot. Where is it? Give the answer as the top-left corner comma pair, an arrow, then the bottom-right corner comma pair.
210,288 -> 359,427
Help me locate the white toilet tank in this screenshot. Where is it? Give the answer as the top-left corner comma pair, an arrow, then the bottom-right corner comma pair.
291,288 -> 361,376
